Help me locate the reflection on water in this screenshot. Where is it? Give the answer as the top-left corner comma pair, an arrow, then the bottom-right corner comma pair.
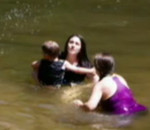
0,0 -> 150,130
59,112 -> 132,128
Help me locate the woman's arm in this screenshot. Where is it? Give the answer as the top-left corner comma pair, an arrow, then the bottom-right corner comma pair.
74,82 -> 102,111
64,61 -> 95,75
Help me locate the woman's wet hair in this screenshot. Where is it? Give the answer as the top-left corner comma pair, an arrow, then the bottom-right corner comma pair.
94,53 -> 115,80
60,34 -> 92,67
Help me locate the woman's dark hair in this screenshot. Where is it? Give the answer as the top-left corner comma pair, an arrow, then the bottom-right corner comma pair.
60,34 -> 92,67
94,53 -> 115,80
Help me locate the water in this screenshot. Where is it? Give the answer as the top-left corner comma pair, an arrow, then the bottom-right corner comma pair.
0,0 -> 150,129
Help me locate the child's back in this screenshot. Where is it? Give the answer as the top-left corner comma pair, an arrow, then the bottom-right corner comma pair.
38,59 -> 65,87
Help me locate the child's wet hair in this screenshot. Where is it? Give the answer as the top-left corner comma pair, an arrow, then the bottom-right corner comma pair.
94,52 -> 115,80
42,41 -> 60,58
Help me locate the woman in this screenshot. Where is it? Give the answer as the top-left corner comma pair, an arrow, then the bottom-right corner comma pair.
74,53 -> 147,115
60,34 -> 98,86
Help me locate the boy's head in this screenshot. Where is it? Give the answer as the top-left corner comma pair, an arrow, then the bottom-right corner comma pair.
42,41 -> 60,59
94,53 -> 115,79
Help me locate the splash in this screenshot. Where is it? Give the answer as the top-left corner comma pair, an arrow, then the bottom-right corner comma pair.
0,0 -> 61,41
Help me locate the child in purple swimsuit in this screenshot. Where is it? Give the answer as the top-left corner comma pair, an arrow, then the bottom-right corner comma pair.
74,53 -> 147,115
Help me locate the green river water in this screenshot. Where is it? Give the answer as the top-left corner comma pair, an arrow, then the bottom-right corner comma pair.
0,0 -> 149,130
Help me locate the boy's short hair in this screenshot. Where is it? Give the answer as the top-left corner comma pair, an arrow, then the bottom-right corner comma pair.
42,41 -> 60,58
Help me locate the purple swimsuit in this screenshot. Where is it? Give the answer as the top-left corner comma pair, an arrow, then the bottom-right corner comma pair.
101,76 -> 147,115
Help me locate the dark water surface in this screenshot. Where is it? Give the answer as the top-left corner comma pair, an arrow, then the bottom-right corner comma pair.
0,0 -> 150,130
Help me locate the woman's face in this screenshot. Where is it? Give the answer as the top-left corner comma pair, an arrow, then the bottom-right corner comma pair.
67,36 -> 82,55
